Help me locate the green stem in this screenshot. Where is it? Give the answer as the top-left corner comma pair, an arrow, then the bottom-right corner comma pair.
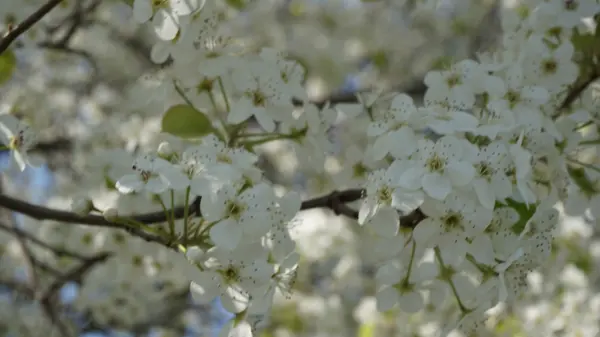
170,189 -> 176,234
240,128 -> 306,148
156,196 -> 175,236
568,158 -> 600,174
574,120 -> 594,131
434,247 -> 470,313
207,90 -> 228,143
173,80 -> 194,107
402,239 -> 417,283
218,76 -> 231,113
183,186 -> 191,245
578,138 -> 600,146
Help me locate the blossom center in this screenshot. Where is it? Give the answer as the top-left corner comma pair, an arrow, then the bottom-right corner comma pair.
541,59 -> 557,75
377,186 -> 393,204
8,130 -> 25,150
476,162 -> 493,179
196,77 -> 215,93
226,200 -> 246,220
442,213 -> 463,231
247,89 -> 266,107
446,74 -> 461,88
151,0 -> 168,10
426,155 -> 446,172
505,90 -> 521,108
216,152 -> 232,164
221,265 -> 241,284
352,162 -> 368,178
139,170 -> 155,182
564,0 -> 578,10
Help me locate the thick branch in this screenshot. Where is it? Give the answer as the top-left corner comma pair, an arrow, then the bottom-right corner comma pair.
0,187 -> 426,242
559,68 -> 600,111
0,0 -> 64,54
291,82 -> 427,108
30,137 -> 72,153
0,193 -> 190,226
0,193 -> 175,245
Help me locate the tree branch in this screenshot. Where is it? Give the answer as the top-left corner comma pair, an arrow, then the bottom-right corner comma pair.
41,252 -> 111,301
0,187 -> 426,247
0,221 -> 93,259
559,68 -> 599,111
0,0 -> 64,54
29,137 -> 72,154
0,193 -> 175,246
291,82 -> 427,108
39,251 -> 111,337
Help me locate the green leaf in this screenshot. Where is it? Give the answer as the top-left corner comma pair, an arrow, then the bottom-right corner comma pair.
567,165 -> 597,197
494,314 -> 525,337
0,49 -> 16,86
104,173 -> 116,191
161,104 -> 214,139
226,0 -> 246,9
504,198 -> 537,234
358,323 -> 375,337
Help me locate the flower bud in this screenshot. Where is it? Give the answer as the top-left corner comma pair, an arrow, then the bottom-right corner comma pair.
103,208 -> 119,221
186,246 -> 205,262
157,141 -> 174,159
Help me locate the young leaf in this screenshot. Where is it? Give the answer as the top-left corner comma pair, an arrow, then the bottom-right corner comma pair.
161,104 -> 214,139
0,49 -> 16,86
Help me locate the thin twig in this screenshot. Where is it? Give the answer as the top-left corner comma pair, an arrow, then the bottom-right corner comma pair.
0,0 -> 65,54
0,221 -> 91,259
41,252 -> 111,300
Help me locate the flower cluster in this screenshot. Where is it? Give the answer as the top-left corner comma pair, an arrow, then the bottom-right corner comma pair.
1,0 -> 600,336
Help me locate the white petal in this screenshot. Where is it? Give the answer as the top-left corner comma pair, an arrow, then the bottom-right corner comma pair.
133,0 -> 153,23
412,219 -> 441,246
162,169 -> 190,191
473,179 -> 495,209
376,286 -> 399,311
150,42 -> 171,64
422,173 -> 451,200
12,151 -> 26,171
145,176 -> 169,194
210,219 -> 242,250
153,9 -> 179,41
369,207 -> 399,237
370,135 -> 392,161
398,167 -> 423,190
436,136 -> 463,159
190,273 -> 220,303
218,320 -> 253,337
375,262 -> 403,284
469,235 -> 495,265
388,128 -> 417,158
169,0 -> 200,15
446,161 -> 475,187
398,291 -> 424,313
521,86 -> 549,105
221,285 -> 250,313
449,110 -> 479,131
280,191 -> 302,215
358,198 -> 378,225
255,110 -> 276,132
228,105 -> 251,124
490,174 -> 513,200
116,175 -> 144,194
